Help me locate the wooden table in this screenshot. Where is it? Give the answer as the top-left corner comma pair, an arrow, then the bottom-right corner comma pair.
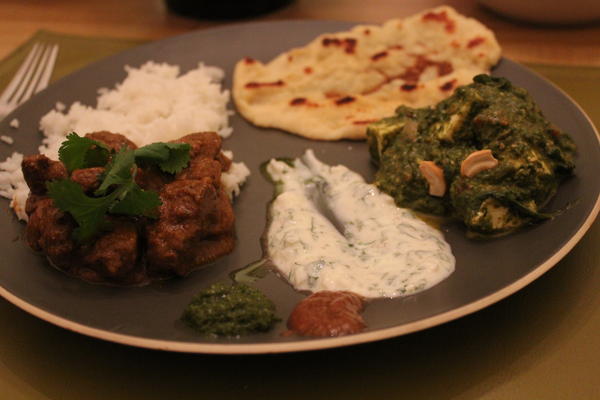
1,0 -> 600,66
0,1 -> 599,399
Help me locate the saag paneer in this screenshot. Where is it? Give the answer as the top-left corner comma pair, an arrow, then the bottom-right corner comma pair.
367,74 -> 576,236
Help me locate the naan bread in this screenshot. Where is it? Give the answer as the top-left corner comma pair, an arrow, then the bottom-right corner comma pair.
233,6 -> 501,140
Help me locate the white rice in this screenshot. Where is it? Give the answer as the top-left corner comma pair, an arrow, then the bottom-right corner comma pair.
0,135 -> 14,144
9,118 -> 19,129
0,153 -> 28,219
221,150 -> 251,199
0,61 -> 249,221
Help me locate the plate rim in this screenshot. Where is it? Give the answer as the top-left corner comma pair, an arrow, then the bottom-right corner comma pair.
1,20 -> 599,354
1,188 -> 598,354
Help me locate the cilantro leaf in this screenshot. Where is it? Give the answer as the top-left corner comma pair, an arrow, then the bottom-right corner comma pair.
58,133 -> 110,172
154,143 -> 191,174
109,182 -> 162,218
132,143 -> 170,163
48,178 -> 161,242
94,147 -> 135,196
47,179 -> 119,242
134,142 -> 191,174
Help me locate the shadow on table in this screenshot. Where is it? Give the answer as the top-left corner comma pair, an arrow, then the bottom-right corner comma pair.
0,218 -> 598,400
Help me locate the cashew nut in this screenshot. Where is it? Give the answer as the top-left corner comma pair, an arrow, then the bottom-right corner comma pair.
418,161 -> 446,197
460,149 -> 498,177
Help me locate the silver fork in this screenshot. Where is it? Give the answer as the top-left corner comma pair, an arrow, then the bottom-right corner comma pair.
0,43 -> 59,119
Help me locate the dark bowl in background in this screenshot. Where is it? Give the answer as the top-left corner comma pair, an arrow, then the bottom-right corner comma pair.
165,0 -> 294,20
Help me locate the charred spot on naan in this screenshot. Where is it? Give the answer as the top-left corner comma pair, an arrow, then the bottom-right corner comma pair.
335,96 -> 356,105
399,55 -> 454,83
467,36 -> 486,48
401,83 -> 418,92
321,37 -> 358,54
289,97 -> 319,107
352,119 -> 379,125
371,51 -> 388,61
244,80 -> 285,89
440,79 -> 457,92
290,97 -> 307,106
421,9 -> 456,33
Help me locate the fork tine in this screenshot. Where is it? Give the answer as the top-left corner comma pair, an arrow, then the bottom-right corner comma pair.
21,44 -> 57,102
34,44 -> 58,94
0,43 -> 41,103
21,45 -> 50,103
10,44 -> 45,105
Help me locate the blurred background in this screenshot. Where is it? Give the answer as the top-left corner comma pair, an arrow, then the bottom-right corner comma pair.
1,0 -> 599,65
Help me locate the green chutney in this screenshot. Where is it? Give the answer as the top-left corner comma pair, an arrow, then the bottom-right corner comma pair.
181,282 -> 279,337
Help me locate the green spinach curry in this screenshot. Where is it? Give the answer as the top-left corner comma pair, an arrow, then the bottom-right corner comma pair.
367,74 -> 576,236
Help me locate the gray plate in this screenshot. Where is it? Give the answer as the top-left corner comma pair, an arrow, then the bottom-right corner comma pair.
0,21 -> 598,354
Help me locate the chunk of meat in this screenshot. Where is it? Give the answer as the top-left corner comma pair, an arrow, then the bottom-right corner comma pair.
146,179 -> 235,276
81,219 -> 139,279
217,152 -> 232,172
287,291 -> 366,337
201,187 -> 234,237
70,167 -> 104,193
176,157 -> 223,183
171,132 -> 222,160
25,193 -> 46,217
21,155 -> 67,195
26,197 -> 76,264
26,197 -> 142,284
135,166 -> 172,192
22,131 -> 237,285
85,131 -> 137,151
138,131 -> 231,190
191,232 -> 236,266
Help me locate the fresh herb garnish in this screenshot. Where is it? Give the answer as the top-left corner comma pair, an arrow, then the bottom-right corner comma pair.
47,133 -> 191,242
108,182 -> 162,217
133,142 -> 192,174
47,179 -> 121,242
94,147 -> 136,195
58,132 -> 110,173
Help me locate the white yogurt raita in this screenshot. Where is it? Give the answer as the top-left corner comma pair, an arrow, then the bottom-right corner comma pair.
265,150 -> 455,299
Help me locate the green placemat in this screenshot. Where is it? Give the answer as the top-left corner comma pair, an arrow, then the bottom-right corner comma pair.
527,63 -> 600,128
1,29 -> 599,131
0,30 -> 146,94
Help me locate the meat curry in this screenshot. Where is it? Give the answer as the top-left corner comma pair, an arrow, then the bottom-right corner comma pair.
22,131 -> 235,285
